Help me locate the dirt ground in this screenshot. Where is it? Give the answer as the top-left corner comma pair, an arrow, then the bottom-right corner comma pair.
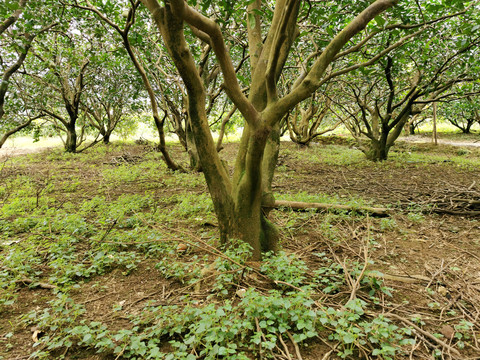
1,139 -> 479,359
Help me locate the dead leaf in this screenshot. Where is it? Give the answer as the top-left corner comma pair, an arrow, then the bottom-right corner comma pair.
440,325 -> 455,340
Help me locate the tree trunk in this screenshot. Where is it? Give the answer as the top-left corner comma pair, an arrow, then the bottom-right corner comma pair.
141,0 -> 398,261
65,124 -> 77,153
231,125 -> 279,259
186,117 -> 202,171
365,138 -> 389,161
103,132 -> 111,144
432,102 -> 437,145
261,122 -> 281,207
153,115 -> 181,171
409,122 -> 416,135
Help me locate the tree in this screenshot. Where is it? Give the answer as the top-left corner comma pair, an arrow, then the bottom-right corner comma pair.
335,5 -> 480,161
81,50 -> 144,145
27,32 -> 93,153
138,0 -> 403,260
287,88 -> 341,146
439,93 -> 480,134
0,0 -> 55,148
72,0 -> 185,169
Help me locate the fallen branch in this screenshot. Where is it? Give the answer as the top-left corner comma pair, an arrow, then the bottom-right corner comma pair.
268,200 -> 390,216
366,271 -> 431,284
387,313 -> 461,357
286,331 -> 304,360
15,278 -> 57,290
433,209 -> 480,216
278,333 -> 293,360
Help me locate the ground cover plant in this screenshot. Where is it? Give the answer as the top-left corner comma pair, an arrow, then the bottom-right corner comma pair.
1,138 -> 479,359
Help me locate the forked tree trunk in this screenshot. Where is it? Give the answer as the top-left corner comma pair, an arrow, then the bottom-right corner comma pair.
142,0 -> 398,260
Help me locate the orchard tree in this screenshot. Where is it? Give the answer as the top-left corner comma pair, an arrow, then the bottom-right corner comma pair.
0,0 -> 56,148
81,50 -> 144,145
26,27 -> 93,153
72,0 -> 185,169
335,5 -> 480,161
439,92 -> 480,133
76,0 -> 251,170
287,87 -> 341,146
136,0 -> 422,260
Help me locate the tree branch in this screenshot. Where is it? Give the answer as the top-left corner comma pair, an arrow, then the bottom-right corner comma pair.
268,0 -> 399,125
168,0 -> 261,128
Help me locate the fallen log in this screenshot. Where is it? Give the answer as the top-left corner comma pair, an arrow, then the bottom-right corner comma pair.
268,200 -> 390,216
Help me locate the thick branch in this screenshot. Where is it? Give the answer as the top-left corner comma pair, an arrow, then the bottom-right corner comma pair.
0,116 -> 40,148
266,0 -> 399,125
269,200 -> 390,216
0,0 -> 27,35
169,0 -> 260,128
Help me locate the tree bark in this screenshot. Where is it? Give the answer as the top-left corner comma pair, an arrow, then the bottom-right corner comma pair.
0,118 -> 34,148
365,140 -> 389,161
65,123 -> 77,153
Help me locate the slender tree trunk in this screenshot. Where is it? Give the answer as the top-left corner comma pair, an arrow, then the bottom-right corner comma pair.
409,122 -> 416,135
432,102 -> 438,145
153,114 -> 181,171
464,122 -> 472,134
261,122 -> 281,207
186,118 -> 202,171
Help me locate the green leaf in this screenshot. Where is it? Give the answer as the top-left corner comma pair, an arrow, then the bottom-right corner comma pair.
374,15 -> 385,27
248,13 -> 256,29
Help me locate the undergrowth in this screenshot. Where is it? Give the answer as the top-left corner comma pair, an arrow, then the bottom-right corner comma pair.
1,143 -> 476,359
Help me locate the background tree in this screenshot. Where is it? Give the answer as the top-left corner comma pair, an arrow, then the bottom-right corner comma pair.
81,49 -> 144,145
26,24 -> 95,153
439,92 -> 480,134
287,87 -> 341,146
335,5 -> 480,161
0,0 -> 56,148
72,0 -> 187,169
